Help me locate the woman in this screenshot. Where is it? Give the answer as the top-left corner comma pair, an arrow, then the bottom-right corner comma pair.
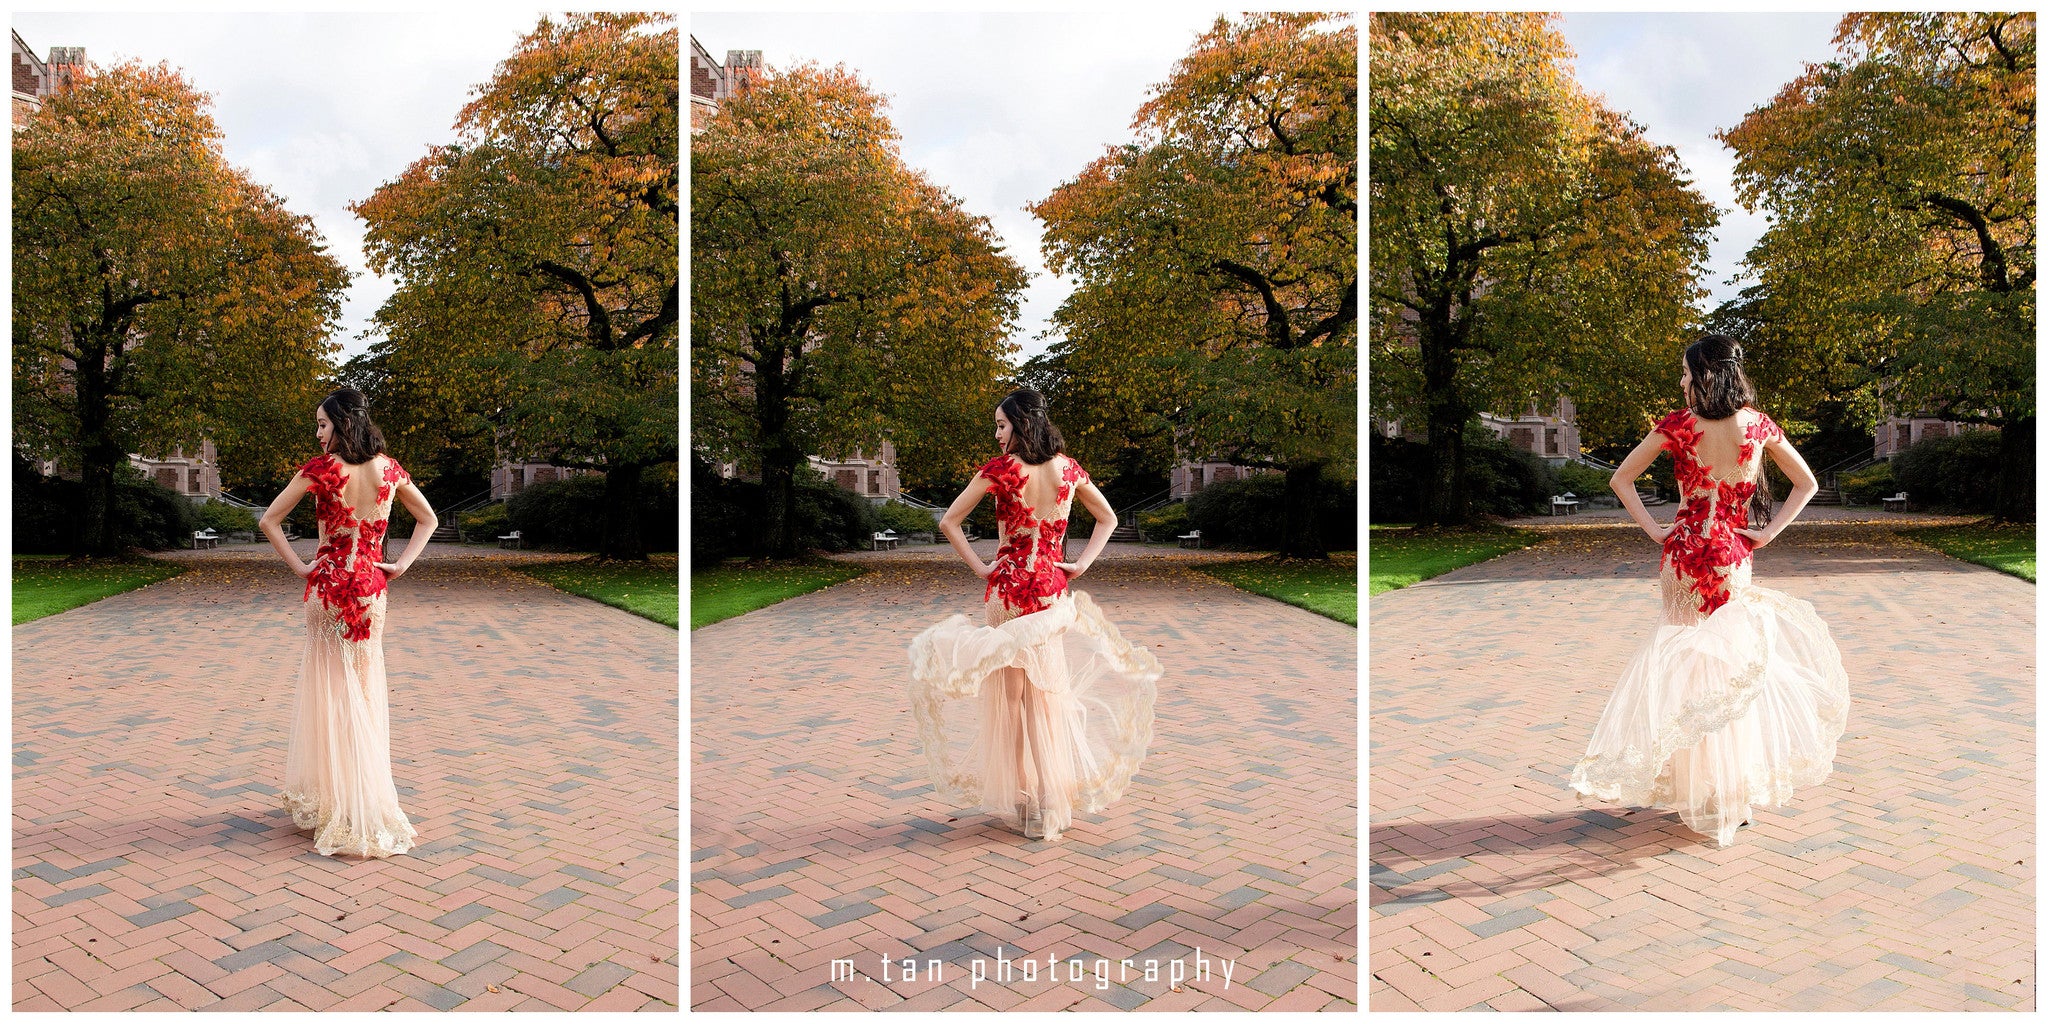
1569,335 -> 1850,847
907,388 -> 1162,842
259,388 -> 437,858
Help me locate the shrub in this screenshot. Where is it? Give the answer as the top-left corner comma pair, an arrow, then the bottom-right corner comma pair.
459,500 -> 511,540
14,462 -> 203,553
505,467 -> 680,551
1462,425 -> 1558,517
1838,461 -> 1896,506
1554,461 -> 1615,504
1184,471 -> 1354,550
1137,501 -> 1190,541
1892,430 -> 2001,512
1370,427 -> 1555,520
195,500 -> 258,534
875,500 -> 938,536
691,457 -> 882,563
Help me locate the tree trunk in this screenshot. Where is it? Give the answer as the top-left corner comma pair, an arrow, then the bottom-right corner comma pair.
597,460 -> 647,560
1415,313 -> 1473,528
73,340 -> 124,556
1276,461 -> 1329,559
753,339 -> 804,559
1993,414 -> 2034,523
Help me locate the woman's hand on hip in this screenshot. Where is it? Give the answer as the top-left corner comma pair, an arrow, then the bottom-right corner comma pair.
1734,528 -> 1769,549
1647,524 -> 1674,546
374,561 -> 405,580
1055,560 -> 1085,579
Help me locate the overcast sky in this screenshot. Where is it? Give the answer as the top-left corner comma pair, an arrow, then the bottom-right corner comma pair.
1558,12 -> 1848,312
14,11 -> 556,361
690,10 -> 1277,363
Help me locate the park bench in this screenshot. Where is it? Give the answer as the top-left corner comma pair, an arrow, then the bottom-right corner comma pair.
871,529 -> 900,551
1883,492 -> 1910,513
191,528 -> 220,550
1178,529 -> 1203,549
1550,493 -> 1581,516
498,529 -> 524,549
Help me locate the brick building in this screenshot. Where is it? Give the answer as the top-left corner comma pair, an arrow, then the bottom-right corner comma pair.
12,30 -> 81,129
690,35 -> 759,134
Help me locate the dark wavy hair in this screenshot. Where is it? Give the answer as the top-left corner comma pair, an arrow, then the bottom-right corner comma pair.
1683,334 -> 1774,524
1683,333 -> 1756,420
997,388 -> 1065,465
319,387 -> 387,465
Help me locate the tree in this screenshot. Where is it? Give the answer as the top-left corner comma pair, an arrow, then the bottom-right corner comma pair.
1718,13 -> 2035,521
13,61 -> 350,555
1032,13 -> 1357,558
692,63 -> 1028,558
1369,13 -> 1719,526
354,13 -> 678,560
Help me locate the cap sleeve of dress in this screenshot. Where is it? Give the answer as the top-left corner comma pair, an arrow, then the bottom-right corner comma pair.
381,455 -> 410,488
977,454 -> 1015,484
1749,410 -> 1785,445
296,454 -> 342,496
1061,455 -> 1088,486
1652,409 -> 1693,453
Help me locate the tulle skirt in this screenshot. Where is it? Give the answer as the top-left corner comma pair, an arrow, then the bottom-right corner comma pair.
1569,584 -> 1850,847
281,594 -> 418,858
907,591 -> 1161,842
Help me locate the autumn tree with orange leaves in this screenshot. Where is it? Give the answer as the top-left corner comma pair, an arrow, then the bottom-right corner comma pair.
14,61 -> 350,556
1370,13 -> 1719,528
1031,13 -> 1356,559
354,13 -> 678,560
1718,13 -> 2035,521
692,64 -> 1028,560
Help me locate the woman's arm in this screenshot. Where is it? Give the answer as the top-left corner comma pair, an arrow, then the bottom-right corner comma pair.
1608,431 -> 1671,545
1056,480 -> 1115,579
375,482 -> 438,579
1739,435 -> 1818,548
259,474 -> 315,577
938,475 -> 994,578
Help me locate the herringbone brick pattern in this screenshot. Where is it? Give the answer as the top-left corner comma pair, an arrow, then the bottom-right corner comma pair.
14,547 -> 679,1011
1370,517 -> 2033,1011
692,547 -> 1357,1010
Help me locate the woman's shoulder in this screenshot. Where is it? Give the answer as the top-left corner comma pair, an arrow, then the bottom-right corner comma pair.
1059,452 -> 1087,482
977,452 -> 1020,480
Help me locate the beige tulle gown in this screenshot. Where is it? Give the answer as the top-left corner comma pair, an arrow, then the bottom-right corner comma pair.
281,452 -> 420,858
1570,408 -> 1850,847
908,453 -> 1162,842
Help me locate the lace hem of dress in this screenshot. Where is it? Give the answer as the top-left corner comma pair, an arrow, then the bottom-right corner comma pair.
905,591 -> 1161,821
1568,588 -> 1850,826
282,789 -> 418,858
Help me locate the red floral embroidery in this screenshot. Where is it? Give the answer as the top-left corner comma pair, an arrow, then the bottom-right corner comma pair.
1657,409 -> 1771,616
299,454 -> 405,642
978,453 -> 1087,615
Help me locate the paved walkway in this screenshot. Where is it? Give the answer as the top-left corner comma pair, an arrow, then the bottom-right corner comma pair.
692,553 -> 1357,1010
1370,516 -> 2033,1011
14,548 -> 678,1011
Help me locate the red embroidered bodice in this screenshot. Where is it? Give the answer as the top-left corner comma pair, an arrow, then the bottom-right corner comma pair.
979,452 -> 1088,616
300,453 -> 409,642
1655,408 -> 1783,617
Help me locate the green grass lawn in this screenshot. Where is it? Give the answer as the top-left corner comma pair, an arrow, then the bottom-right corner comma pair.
1898,521 -> 2036,582
13,555 -> 188,625
515,555 -> 681,628
1196,554 -> 1358,626
1368,524 -> 1545,596
690,558 -> 866,630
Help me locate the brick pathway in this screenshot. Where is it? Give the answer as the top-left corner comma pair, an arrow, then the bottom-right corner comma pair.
14,547 -> 678,1011
692,549 -> 1357,1010
1370,516 -> 2034,1011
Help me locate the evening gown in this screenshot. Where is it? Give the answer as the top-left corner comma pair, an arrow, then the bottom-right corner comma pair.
281,452 -> 420,858
1570,408 -> 1850,847
907,453 -> 1162,842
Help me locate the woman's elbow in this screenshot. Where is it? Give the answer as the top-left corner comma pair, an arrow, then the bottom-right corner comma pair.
1608,472 -> 1630,493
